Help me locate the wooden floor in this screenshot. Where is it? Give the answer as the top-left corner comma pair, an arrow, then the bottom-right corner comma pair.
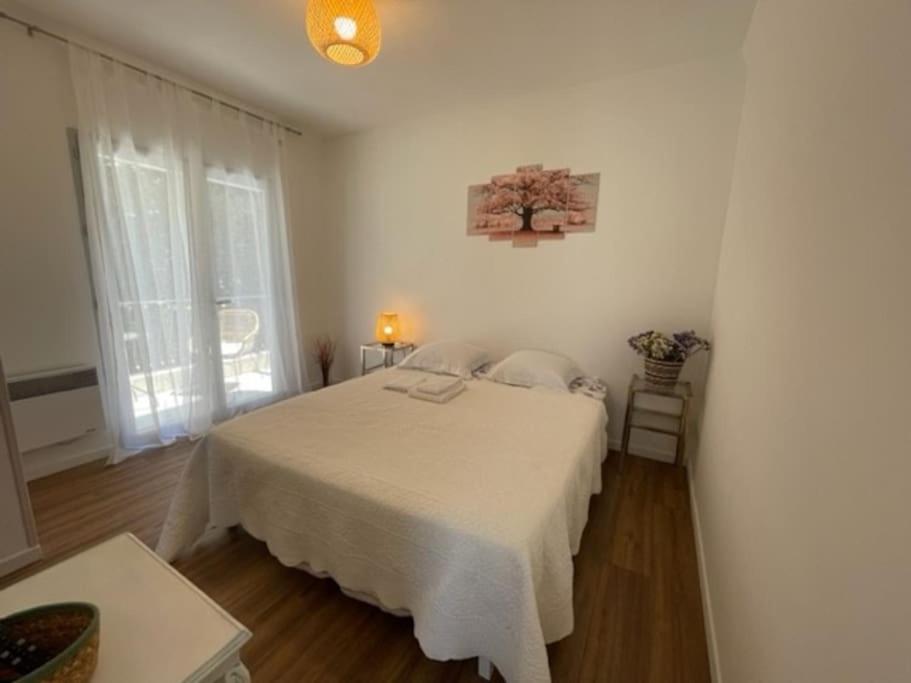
2,448 -> 711,682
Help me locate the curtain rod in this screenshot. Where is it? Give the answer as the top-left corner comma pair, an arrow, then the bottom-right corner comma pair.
0,10 -> 304,137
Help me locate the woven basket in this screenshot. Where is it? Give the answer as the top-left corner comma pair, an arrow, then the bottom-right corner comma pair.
644,358 -> 684,388
0,603 -> 99,683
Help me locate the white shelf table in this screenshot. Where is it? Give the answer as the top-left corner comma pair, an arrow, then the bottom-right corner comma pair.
0,533 -> 251,682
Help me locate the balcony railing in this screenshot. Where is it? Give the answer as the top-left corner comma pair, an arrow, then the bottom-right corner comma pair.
118,296 -> 274,422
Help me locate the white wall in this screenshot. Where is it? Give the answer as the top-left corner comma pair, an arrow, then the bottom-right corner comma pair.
0,13 -> 329,469
0,17 -> 97,376
324,55 -> 745,450
692,1 -> 911,681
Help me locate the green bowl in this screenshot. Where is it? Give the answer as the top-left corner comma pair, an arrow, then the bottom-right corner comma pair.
1,602 -> 100,683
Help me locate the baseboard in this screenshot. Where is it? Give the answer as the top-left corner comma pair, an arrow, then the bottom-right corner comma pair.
22,431 -> 112,481
687,466 -> 723,683
0,544 -> 42,579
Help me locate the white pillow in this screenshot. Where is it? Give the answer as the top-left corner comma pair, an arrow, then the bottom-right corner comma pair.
486,350 -> 584,392
398,341 -> 490,379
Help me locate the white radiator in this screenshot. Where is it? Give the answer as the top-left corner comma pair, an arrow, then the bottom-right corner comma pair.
8,366 -> 106,453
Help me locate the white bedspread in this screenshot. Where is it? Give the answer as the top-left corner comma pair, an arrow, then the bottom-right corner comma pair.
156,369 -> 608,682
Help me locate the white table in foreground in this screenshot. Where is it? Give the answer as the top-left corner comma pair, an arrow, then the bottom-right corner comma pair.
0,533 -> 251,683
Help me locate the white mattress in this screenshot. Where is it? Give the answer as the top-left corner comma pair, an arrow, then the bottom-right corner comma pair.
157,369 -> 608,682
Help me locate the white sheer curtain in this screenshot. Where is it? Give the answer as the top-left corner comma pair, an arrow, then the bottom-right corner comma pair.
69,45 -> 304,461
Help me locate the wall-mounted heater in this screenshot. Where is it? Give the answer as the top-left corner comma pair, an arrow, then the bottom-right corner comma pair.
7,365 -> 106,453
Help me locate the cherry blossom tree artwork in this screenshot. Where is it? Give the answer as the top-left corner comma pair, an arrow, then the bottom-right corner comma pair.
467,164 -> 600,247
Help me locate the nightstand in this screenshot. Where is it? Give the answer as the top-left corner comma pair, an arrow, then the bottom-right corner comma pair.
360,342 -> 416,375
620,374 -> 692,470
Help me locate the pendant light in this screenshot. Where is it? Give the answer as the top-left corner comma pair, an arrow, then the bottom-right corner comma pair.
306,0 -> 382,67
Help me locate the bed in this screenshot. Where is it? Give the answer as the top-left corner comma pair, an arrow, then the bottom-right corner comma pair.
156,368 -> 608,683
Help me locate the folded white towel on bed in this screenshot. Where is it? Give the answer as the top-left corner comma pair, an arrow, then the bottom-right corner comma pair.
412,375 -> 462,396
408,379 -> 465,404
382,373 -> 427,393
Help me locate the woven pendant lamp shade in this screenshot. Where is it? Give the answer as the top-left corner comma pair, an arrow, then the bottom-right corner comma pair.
306,0 -> 382,67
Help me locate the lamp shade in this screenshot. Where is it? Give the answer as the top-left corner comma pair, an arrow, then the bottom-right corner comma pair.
375,312 -> 400,345
306,0 -> 382,67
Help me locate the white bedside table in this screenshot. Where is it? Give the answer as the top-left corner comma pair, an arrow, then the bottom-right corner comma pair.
360,341 -> 415,375
0,534 -> 251,682
620,374 -> 692,470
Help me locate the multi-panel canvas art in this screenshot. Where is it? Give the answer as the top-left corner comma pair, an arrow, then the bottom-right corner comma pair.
467,164 -> 600,247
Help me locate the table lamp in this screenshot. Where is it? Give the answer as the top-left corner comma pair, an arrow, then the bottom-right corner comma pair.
375,312 -> 400,348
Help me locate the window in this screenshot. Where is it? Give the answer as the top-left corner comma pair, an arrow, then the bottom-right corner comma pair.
208,170 -> 278,411
69,130 -> 298,444
68,47 -> 301,456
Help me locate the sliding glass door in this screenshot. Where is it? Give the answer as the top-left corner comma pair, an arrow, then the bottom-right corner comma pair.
69,45 -> 301,458
208,169 -> 279,412
103,151 -> 199,439
71,135 -> 298,448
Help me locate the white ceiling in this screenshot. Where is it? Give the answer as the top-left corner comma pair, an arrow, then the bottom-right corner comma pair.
14,0 -> 756,134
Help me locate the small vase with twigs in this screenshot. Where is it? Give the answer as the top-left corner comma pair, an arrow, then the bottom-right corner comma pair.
311,335 -> 337,388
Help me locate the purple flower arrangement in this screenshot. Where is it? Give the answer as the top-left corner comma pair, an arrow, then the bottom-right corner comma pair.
628,330 -> 712,363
